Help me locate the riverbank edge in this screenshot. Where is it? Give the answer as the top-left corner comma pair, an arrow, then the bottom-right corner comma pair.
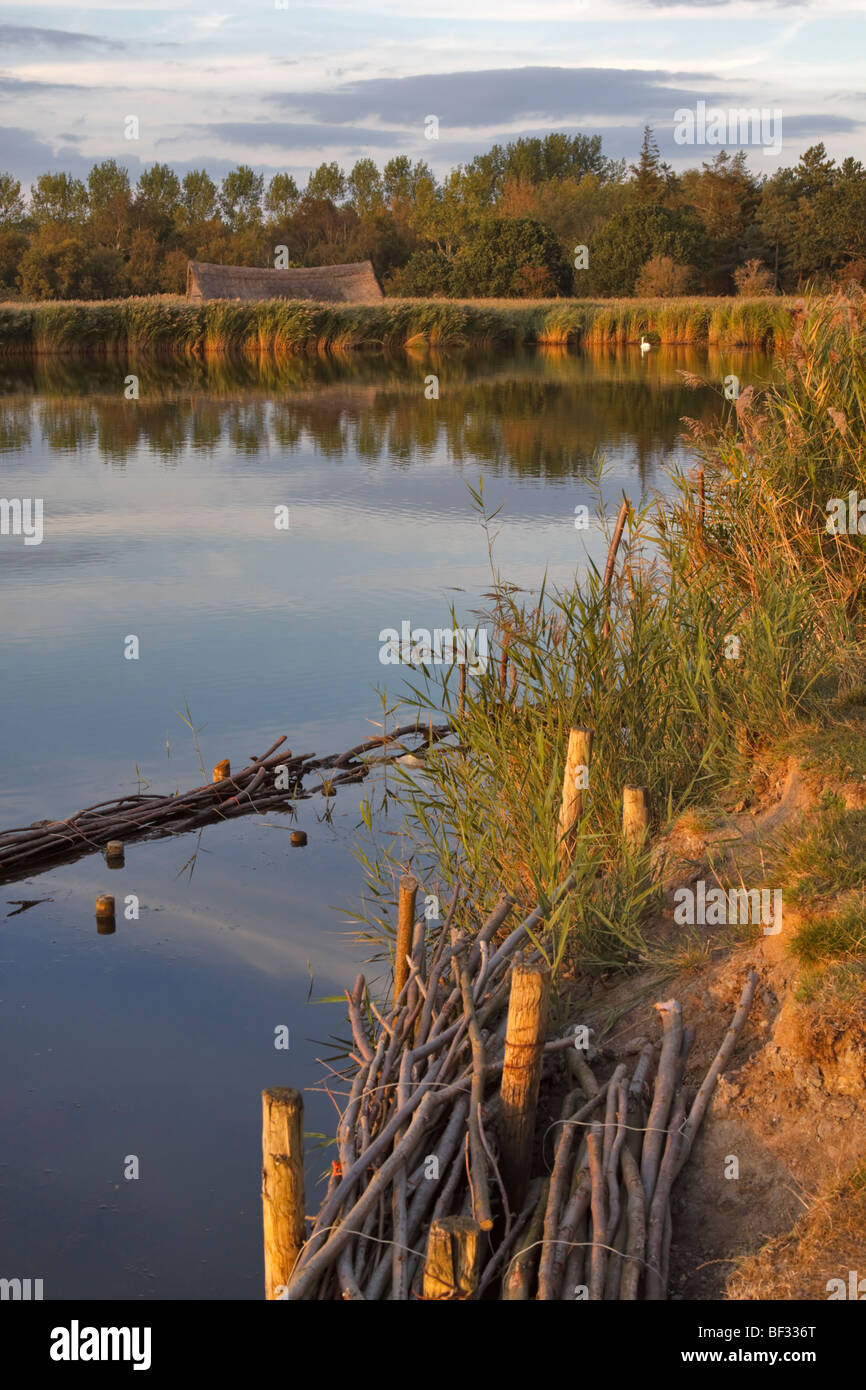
0,295 -> 796,357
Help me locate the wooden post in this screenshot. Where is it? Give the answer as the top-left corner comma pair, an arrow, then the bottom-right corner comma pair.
558,727 -> 593,868
290,830 -> 307,847
499,956 -> 550,1211
213,759 -> 231,782
105,840 -> 124,867
622,786 -> 649,852
394,873 -> 418,1008
261,1087 -> 305,1300
96,894 -> 115,934
422,1216 -> 481,1299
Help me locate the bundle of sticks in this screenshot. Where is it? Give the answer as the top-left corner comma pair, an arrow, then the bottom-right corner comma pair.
283,876 -> 759,1300
0,721 -> 451,884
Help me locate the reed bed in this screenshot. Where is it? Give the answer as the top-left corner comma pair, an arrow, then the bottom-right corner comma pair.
0,295 -> 796,357
351,291 -> 866,978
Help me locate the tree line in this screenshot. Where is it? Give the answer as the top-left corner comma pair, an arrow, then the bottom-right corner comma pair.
1,127 -> 864,301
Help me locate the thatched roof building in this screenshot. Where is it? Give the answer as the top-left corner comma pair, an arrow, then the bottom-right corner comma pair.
186,259 -> 383,305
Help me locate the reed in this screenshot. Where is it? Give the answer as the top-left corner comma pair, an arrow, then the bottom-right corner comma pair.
350,290 -> 866,980
0,294 -> 796,357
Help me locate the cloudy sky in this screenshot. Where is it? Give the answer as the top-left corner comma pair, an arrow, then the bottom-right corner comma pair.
2,0 -> 865,189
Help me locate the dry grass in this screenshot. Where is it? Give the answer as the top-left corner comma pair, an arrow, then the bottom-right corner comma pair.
726,1163 -> 866,1299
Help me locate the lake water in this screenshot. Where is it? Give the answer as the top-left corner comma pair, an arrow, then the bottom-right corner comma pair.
0,344 -> 770,1298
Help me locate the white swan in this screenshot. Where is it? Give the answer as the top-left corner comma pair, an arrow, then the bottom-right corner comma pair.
640,336 -> 652,354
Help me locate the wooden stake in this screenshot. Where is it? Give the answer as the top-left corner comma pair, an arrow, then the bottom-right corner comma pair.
622,785 -> 649,852
394,873 -> 418,1008
261,1086 -> 305,1300
558,727 -> 593,867
499,956 -> 550,1211
105,840 -> 124,867
422,1216 -> 481,1299
213,759 -> 231,782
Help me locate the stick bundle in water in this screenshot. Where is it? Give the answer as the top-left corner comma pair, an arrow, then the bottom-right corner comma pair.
0,722 -> 451,884
278,874 -> 759,1300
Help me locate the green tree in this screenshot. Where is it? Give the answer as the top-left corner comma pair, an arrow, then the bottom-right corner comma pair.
87,160 -> 132,251
387,247 -> 453,296
0,229 -> 28,293
756,166 -> 799,290
0,174 -> 26,227
218,166 -> 264,231
382,155 -> 413,206
788,145 -> 852,282
17,231 -> 86,297
30,172 -> 88,225
136,163 -> 181,219
589,203 -> 708,295
502,133 -> 610,186
347,159 -> 383,216
679,151 -> 760,292
426,168 -> 475,255
87,159 -> 130,212
125,228 -> 162,294
629,126 -> 672,205
824,159 -> 866,264
450,216 -> 571,297
181,169 -> 217,224
305,162 -> 346,204
264,173 -> 300,222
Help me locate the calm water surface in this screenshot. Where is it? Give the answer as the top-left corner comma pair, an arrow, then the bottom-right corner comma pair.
0,344 -> 770,1298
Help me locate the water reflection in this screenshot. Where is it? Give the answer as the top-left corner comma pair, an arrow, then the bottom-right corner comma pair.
0,342 -> 774,1298
0,345 -> 769,485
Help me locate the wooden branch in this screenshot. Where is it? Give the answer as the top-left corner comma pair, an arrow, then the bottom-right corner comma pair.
502,1178 -> 549,1300
676,971 -> 759,1175
619,1145 -> 645,1301
458,957 -> 494,1231
641,999 -> 683,1204
587,1123 -> 608,1300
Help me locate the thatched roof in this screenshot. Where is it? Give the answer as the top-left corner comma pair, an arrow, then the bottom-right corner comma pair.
186,259 -> 383,305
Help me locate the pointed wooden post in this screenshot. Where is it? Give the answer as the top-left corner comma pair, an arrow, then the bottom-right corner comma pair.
622,785 -> 649,852
262,1087 -> 305,1300
558,727 -> 593,868
394,873 -> 418,1008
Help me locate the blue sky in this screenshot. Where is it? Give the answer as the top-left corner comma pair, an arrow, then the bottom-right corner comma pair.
1,0 -> 865,188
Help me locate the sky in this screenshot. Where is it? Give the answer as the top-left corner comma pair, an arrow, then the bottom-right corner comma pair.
1,0 -> 865,190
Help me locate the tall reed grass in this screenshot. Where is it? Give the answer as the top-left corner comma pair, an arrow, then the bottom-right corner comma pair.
0,294 -> 796,357
350,292 -> 866,981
